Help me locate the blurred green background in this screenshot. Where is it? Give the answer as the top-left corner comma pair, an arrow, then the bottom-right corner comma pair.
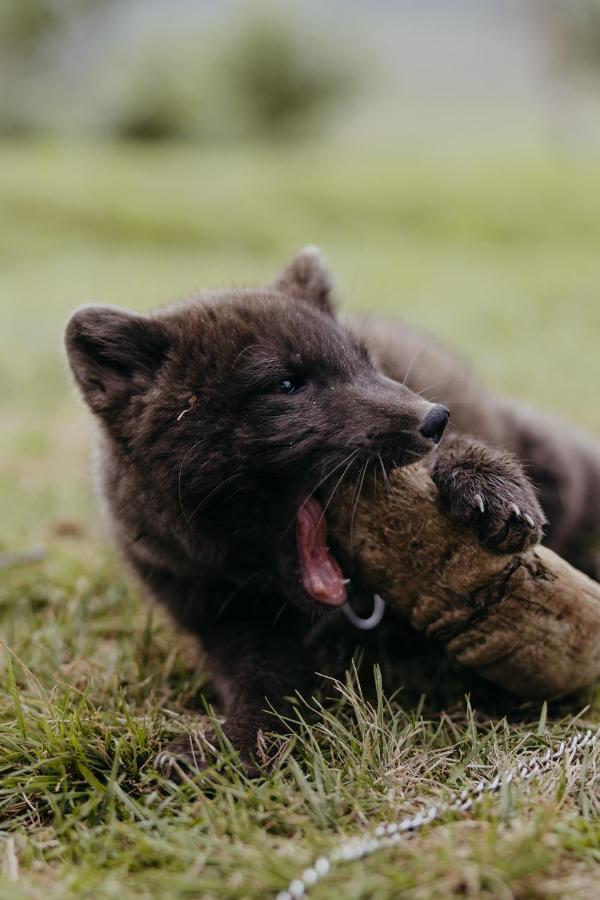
2,0 -> 600,552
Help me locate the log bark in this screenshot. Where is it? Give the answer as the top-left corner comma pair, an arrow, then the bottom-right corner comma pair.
328,464 -> 600,699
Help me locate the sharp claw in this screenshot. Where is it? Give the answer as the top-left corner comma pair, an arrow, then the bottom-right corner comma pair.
524,513 -> 535,527
155,752 -> 174,772
473,493 -> 485,514
510,502 -> 521,518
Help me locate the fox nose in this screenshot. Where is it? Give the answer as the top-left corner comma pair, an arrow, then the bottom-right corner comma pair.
419,404 -> 450,444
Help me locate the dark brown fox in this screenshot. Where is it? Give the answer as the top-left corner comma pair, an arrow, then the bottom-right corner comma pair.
64,248 -> 600,775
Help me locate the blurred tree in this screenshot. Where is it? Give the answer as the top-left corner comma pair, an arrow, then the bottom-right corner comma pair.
103,7 -> 357,143
0,0 -> 109,134
104,35 -> 207,142
526,0 -> 600,150
0,0 -> 107,54
0,1 -> 358,142
0,0 -> 61,56
539,1 -> 600,73
222,8 -> 356,139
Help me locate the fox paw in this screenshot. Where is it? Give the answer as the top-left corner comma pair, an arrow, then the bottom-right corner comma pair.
154,728 -> 261,782
432,440 -> 546,553
154,732 -> 212,781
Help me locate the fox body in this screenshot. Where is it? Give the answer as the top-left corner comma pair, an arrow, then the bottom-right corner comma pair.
65,249 -> 600,773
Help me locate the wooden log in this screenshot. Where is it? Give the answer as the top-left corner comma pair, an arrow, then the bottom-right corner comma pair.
328,464 -> 600,699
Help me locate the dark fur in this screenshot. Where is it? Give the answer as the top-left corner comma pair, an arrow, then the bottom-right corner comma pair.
64,249 -> 600,774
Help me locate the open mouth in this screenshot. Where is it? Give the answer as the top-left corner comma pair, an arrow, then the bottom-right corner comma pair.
296,496 -> 347,607
294,424 -> 446,609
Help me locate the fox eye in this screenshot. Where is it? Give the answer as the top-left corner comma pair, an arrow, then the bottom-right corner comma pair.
278,377 -> 306,394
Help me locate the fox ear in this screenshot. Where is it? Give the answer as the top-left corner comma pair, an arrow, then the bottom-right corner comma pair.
271,247 -> 335,316
64,306 -> 170,417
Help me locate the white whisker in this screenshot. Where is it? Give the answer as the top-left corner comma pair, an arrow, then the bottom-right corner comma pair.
318,451 -> 360,526
178,439 -> 204,528
187,471 -> 244,521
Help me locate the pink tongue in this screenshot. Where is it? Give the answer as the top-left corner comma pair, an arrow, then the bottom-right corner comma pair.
296,497 -> 347,607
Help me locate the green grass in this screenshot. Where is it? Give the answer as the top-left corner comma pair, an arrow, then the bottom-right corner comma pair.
1,139 -> 600,898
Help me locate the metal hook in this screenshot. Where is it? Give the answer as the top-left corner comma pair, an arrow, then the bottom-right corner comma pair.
342,593 -> 385,631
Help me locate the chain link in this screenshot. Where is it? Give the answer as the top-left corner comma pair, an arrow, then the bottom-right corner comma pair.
276,727 -> 598,899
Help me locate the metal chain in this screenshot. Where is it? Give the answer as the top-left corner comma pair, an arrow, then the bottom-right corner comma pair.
276,727 -> 598,900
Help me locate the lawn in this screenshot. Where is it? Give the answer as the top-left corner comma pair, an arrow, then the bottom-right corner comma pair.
1,140 -> 600,898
